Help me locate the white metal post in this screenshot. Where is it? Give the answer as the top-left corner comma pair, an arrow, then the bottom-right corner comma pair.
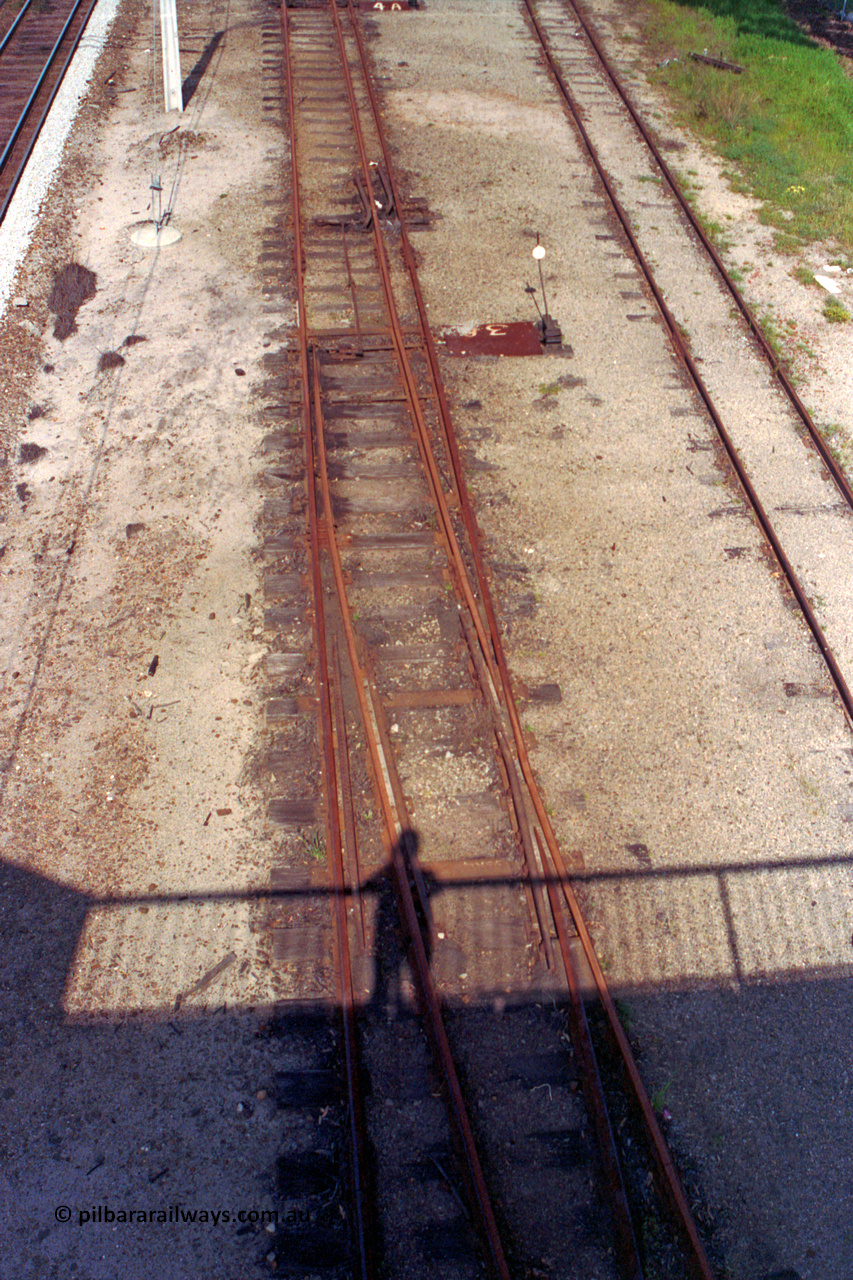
160,0 -> 183,113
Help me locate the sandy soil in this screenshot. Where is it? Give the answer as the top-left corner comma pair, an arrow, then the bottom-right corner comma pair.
0,2 -> 301,1277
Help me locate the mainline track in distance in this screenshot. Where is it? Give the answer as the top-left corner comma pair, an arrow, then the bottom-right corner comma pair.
0,0 -> 100,224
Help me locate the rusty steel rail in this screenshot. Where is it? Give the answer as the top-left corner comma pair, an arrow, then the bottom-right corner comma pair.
521,0 -> 853,741
281,11 -> 375,1278
309,347 -> 513,1280
285,0 -> 721,1272
307,7 -> 515,1271
560,0 -> 853,517
344,1 -> 720,1273
283,4 -> 512,1276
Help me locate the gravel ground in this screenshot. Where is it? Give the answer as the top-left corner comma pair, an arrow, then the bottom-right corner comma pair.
1,1 -> 853,1278
1,2 -> 297,1277
369,3 -> 853,1276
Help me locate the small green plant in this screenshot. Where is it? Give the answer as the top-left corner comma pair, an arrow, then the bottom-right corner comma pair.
696,214 -> 732,255
650,1080 -> 673,1113
537,381 -> 561,397
757,308 -> 789,369
301,831 -> 326,861
792,264 -> 815,286
615,999 -> 634,1034
824,298 -> 851,323
773,231 -> 803,255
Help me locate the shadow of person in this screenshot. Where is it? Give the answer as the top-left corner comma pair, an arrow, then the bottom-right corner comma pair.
364,829 -> 434,1021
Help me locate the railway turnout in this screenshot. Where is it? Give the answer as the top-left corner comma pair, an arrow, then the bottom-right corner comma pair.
266,1 -> 718,1274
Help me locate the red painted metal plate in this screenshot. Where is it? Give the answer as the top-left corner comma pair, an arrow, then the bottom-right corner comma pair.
440,322 -> 544,357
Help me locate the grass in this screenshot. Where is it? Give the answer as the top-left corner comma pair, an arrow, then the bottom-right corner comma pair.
638,0 -> 853,250
756,306 -> 791,369
823,421 -> 853,471
615,998 -> 635,1033
650,1079 -> 674,1112
824,298 -> 851,322
301,831 -> 326,861
695,211 -> 733,254
792,263 -> 816,286
773,229 -> 805,255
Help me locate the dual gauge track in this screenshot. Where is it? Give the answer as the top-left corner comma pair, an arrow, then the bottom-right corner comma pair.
264,1 -> 720,1277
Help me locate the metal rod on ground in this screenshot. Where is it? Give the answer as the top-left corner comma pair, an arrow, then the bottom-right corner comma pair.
525,282 -> 544,325
534,235 -> 550,318
151,174 -> 162,226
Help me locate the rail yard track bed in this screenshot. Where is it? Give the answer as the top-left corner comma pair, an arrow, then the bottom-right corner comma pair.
369,5 -> 853,1276
2,1 -> 853,1278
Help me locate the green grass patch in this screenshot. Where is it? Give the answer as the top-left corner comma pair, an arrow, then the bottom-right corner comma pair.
694,210 -> 733,253
615,998 -> 635,1033
791,263 -> 816,285
824,297 -> 851,323
772,230 -> 805,255
823,422 -> 853,472
638,0 -> 853,249
756,307 -> 789,367
650,1079 -> 674,1112
301,831 -> 326,861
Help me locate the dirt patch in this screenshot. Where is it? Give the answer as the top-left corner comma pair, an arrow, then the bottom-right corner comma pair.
46,261 -> 98,340
785,0 -> 853,61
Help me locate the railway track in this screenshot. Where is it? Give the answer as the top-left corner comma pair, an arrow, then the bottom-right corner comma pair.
263,1 -> 718,1276
523,0 -> 853,726
0,0 -> 101,223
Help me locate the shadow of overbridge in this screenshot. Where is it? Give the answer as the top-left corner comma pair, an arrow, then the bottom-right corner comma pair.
1,850 -> 852,1279
665,0 -> 817,46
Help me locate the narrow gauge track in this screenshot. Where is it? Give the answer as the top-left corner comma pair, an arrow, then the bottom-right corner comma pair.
265,2 -> 717,1277
0,0 -> 100,224
524,0 -> 853,727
